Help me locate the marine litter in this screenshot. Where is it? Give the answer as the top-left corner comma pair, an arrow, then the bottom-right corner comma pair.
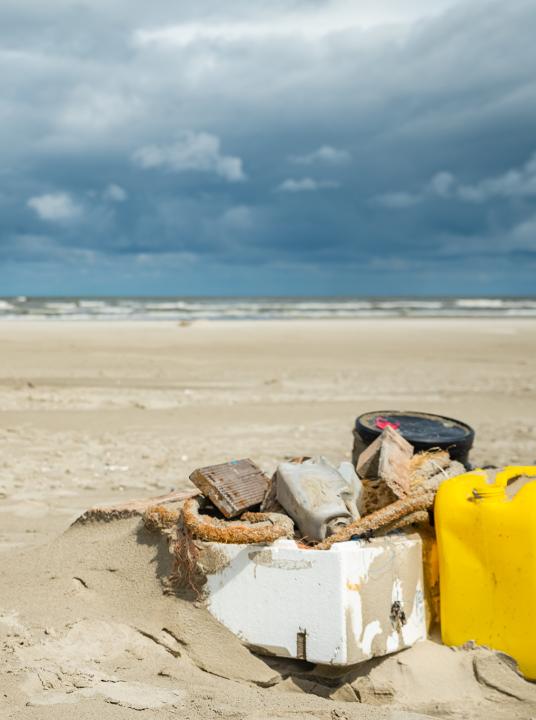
71,409 -> 536,715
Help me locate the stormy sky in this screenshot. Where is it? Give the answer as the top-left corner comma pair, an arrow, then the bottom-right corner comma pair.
1,0 -> 536,296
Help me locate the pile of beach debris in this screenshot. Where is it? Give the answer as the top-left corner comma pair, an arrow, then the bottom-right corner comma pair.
132,427 -> 464,662
142,426 -> 465,555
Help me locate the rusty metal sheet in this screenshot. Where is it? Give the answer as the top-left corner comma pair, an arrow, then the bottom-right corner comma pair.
189,459 -> 269,518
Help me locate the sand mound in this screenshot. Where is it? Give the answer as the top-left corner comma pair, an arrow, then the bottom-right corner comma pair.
1,515 -> 535,719
342,640 -> 536,718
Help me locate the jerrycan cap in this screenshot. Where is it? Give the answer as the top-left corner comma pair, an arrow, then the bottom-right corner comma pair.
470,470 -> 536,502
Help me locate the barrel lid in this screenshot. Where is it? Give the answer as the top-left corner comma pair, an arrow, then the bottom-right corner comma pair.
356,410 -> 473,446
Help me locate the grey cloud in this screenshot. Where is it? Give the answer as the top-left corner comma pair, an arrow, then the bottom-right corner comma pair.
376,151 -> 536,209
220,206 -> 255,229
27,192 -> 82,221
429,172 -> 455,198
289,145 -> 351,165
2,234 -> 96,264
437,212 -> 536,258
104,184 -> 128,202
457,152 -> 536,201
509,214 -> 536,252
373,191 -> 422,209
129,1 -> 463,50
132,132 -> 246,182
277,178 -> 340,192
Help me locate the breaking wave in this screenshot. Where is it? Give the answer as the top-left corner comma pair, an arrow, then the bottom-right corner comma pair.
0,296 -> 535,320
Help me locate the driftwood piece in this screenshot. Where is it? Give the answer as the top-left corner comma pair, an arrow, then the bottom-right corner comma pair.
356,433 -> 383,479
357,426 -> 413,490
356,427 -> 413,515
377,427 -> 413,497
190,459 -> 269,518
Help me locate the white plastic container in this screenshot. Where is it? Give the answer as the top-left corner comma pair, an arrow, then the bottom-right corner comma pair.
276,457 -> 362,541
202,533 -> 426,665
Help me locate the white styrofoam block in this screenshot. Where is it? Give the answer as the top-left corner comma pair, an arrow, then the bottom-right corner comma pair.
203,533 -> 426,665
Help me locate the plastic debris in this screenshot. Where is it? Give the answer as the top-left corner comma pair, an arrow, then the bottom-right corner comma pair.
375,416 -> 401,431
316,491 -> 435,551
72,404 -> 495,671
436,465 -> 536,680
353,410 -> 475,466
276,456 -> 362,541
200,533 -> 427,665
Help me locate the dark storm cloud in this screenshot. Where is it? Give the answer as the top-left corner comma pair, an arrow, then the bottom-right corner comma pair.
1,0 -> 536,294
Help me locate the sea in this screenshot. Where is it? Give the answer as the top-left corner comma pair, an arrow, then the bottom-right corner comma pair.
0,297 -> 535,320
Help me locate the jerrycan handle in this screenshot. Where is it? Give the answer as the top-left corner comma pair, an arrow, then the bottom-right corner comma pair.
466,466 -> 536,503
494,466 -> 536,488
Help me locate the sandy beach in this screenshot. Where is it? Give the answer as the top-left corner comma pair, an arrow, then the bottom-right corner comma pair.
1,318 -> 536,719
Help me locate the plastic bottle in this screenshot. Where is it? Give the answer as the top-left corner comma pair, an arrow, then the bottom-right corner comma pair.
276,457 -> 362,542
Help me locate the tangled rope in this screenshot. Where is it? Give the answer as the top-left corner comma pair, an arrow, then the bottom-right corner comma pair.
181,496 -> 294,544
143,505 -> 180,532
143,489 -> 434,557
316,491 -> 435,550
376,509 -> 430,535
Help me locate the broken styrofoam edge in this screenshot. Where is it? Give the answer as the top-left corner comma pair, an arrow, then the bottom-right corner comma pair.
201,533 -> 426,666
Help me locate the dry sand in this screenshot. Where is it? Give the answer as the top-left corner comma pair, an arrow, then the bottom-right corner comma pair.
1,318 -> 536,719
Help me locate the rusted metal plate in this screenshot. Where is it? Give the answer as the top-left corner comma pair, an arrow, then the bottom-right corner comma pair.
189,459 -> 269,518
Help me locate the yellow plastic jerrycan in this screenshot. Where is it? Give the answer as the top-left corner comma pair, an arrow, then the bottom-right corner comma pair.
436,465 -> 536,679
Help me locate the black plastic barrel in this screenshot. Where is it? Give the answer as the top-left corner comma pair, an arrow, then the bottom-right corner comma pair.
352,410 -> 474,467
